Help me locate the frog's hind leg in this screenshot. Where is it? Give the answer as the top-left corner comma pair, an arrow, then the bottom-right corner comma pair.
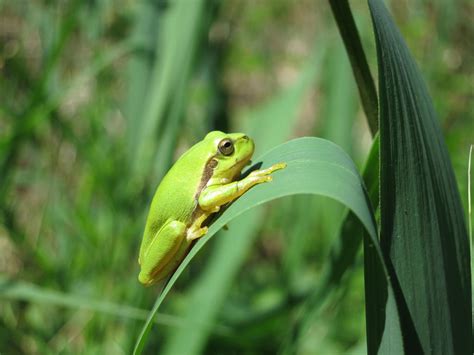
138,219 -> 186,286
186,210 -> 213,241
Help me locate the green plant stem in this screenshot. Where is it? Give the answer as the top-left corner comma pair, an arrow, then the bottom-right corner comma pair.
328,0 -> 378,135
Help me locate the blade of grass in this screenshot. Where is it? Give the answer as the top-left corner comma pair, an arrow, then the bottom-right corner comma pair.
369,0 -> 471,353
130,0 -> 210,183
328,0 -> 378,135
0,277 -> 230,335
124,0 -> 161,160
469,145 -> 473,330
133,137 -> 403,354
468,145 -> 472,246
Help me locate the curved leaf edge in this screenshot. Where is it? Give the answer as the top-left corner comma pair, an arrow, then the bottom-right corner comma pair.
133,137 -> 402,354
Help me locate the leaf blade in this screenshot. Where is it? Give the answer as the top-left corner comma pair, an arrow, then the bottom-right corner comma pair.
368,0 -> 471,353
133,137 -> 404,354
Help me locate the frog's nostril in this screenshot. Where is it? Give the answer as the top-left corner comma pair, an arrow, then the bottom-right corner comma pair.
242,135 -> 249,140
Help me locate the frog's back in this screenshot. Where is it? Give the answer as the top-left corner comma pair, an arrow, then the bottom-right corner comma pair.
143,140 -> 214,239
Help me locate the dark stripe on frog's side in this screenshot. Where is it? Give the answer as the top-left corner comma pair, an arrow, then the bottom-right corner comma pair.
194,155 -> 218,200
190,155 -> 218,222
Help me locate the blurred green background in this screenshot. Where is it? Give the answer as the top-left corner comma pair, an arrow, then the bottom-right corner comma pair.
0,0 -> 472,353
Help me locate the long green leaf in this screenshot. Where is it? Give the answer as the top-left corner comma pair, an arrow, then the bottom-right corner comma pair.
368,0 -> 471,353
133,137 -> 403,354
124,1 -> 161,160
328,0 -> 378,135
0,278 -> 201,329
130,0 -> 210,182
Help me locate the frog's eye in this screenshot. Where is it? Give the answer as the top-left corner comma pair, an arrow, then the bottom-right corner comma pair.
218,138 -> 234,156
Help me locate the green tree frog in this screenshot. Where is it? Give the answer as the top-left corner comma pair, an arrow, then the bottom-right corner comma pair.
138,131 -> 286,286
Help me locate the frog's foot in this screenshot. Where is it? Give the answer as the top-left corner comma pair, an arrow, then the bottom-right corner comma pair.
187,226 -> 208,241
265,162 -> 287,174
249,162 -> 286,182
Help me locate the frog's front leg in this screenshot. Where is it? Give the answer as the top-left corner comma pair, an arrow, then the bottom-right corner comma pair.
198,162 -> 286,211
138,219 -> 186,286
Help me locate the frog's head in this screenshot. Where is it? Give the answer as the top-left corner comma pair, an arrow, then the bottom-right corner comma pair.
205,131 -> 255,180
